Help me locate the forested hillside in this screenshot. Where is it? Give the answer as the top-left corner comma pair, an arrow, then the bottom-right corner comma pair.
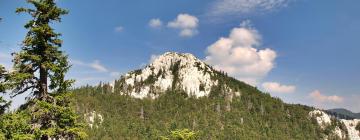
72,70 -> 331,139
326,108 -> 360,119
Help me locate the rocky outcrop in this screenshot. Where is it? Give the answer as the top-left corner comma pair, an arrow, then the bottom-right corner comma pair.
342,119 -> 360,140
310,110 -> 360,140
114,52 -> 239,99
84,111 -> 103,129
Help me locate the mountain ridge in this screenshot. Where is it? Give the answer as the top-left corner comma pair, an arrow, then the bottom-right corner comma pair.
72,52 -> 360,139
326,108 -> 360,119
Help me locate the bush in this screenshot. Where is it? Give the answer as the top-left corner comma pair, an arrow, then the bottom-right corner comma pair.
161,129 -> 197,140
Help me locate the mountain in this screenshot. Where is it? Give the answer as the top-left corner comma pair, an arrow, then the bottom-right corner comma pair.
114,52 -> 222,99
326,108 -> 360,119
72,52 -> 360,140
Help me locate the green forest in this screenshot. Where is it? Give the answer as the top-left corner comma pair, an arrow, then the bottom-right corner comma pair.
71,70 -> 343,140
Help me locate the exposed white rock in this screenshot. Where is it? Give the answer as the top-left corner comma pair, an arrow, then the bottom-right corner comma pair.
121,52 -> 226,98
309,110 -> 360,140
341,119 -> 360,140
309,110 -> 332,129
84,111 -> 104,129
109,80 -> 115,93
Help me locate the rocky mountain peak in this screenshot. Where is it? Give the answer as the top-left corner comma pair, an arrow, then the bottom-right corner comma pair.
150,52 -> 204,72
114,52 -> 238,99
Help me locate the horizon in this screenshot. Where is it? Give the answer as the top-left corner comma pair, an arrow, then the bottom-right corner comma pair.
1,0 -> 360,113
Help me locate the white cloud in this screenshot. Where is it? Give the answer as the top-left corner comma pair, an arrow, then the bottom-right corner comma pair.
262,82 -> 296,93
114,26 -> 124,32
71,59 -> 108,73
309,90 -> 344,103
209,0 -> 290,17
167,14 -> 199,37
70,59 -> 121,86
205,20 -> 276,85
149,18 -> 163,28
90,60 -> 108,72
110,72 -> 121,77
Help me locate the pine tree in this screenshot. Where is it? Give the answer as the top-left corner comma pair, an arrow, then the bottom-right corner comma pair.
0,0 -> 86,139
0,65 -> 11,115
13,0 -> 70,101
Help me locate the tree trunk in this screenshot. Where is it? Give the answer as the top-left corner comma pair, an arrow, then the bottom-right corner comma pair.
216,103 -> 221,114
39,65 -> 48,100
225,93 -> 232,112
225,101 -> 231,112
140,106 -> 144,120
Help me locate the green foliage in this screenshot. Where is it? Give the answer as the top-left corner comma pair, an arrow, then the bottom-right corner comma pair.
0,65 -> 11,115
28,96 -> 87,139
144,74 -> 157,85
161,129 -> 197,140
0,65 -> 6,92
321,118 -> 347,139
171,61 -> 181,90
0,97 -> 10,115
356,122 -> 360,131
0,0 -> 85,139
0,97 -> 87,139
0,94 -> 87,139
0,111 -> 34,139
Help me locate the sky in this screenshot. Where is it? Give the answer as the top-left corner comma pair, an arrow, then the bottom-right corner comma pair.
1,0 -> 360,112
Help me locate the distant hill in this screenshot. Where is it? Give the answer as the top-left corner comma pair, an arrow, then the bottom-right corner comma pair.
326,108 -> 360,119
72,52 -> 359,139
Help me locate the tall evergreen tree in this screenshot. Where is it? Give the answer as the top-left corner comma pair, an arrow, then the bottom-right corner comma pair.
0,0 -> 86,139
13,0 -> 71,101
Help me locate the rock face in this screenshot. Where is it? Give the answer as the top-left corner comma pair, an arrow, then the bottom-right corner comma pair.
114,52 -> 236,99
309,110 -> 360,140
84,111 -> 104,129
309,110 -> 332,129
342,119 -> 360,140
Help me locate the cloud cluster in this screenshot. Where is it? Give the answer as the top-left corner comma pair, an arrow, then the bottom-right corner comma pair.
309,90 -> 344,103
167,14 -> 199,37
89,60 -> 108,72
70,59 -> 120,77
205,20 -> 276,85
209,0 -> 290,17
262,82 -> 296,94
69,59 -> 121,87
114,26 -> 124,32
148,14 -> 199,37
148,18 -> 163,28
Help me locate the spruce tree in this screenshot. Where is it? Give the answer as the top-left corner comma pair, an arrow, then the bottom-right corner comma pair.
13,0 -> 70,101
0,0 -> 86,139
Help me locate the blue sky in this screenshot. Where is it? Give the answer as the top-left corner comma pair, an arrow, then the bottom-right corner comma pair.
1,0 -> 360,112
